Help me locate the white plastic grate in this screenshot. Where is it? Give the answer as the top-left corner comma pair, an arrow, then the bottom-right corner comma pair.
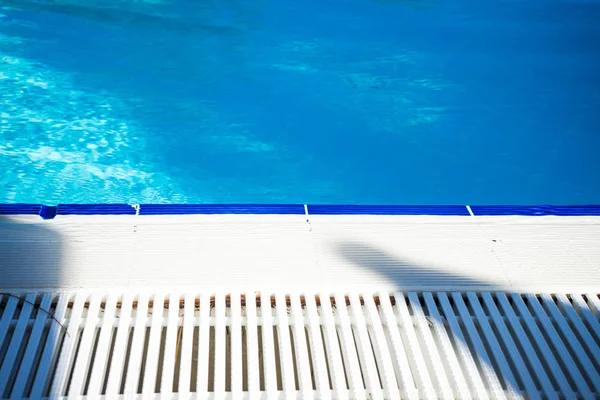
0,291 -> 599,399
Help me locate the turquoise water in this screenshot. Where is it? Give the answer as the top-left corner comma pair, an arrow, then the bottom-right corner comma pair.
1,0 -> 599,205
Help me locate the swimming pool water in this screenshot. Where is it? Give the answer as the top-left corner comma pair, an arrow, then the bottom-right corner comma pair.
1,0 -> 599,205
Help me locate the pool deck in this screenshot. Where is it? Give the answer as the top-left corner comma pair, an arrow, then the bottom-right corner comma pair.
1,206 -> 599,293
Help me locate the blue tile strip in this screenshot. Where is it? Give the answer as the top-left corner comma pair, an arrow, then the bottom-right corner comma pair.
0,204 -> 43,215
469,205 -> 600,216
307,205 -> 471,216
56,204 -> 136,215
139,204 -> 305,215
1,204 -> 600,219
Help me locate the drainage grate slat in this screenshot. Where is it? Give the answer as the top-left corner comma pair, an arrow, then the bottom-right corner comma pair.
9,293 -> 53,399
0,293 -> 35,397
511,293 -> 576,397
438,292 -> 489,399
452,292 -> 506,399
141,292 -> 164,395
333,293 -> 364,399
422,293 -> 470,399
244,293 -> 260,397
274,293 -> 295,397
104,293 -> 133,396
178,293 -> 195,396
407,292 -> 452,399
123,292 -> 149,396
86,293 -> 117,397
348,293 -> 382,399
0,291 -> 598,399
541,294 -> 600,393
289,293 -> 312,397
380,293 -> 419,400
305,294 -> 331,399
396,292 -> 438,399
319,292 -> 348,400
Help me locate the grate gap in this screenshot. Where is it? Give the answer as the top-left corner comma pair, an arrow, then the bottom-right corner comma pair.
350,325 -> 367,390
241,325 -> 248,391
173,325 -> 183,393
334,326 -> 350,390
257,326 -> 265,391
63,328 -> 84,396
272,326 -> 283,391
288,326 -> 299,391
82,327 -> 101,395
190,326 -> 199,393
0,326 -> 15,368
118,327 -> 135,394
304,327 -> 317,390
207,326 -> 215,392
320,324 -> 333,390
3,322 -> 33,398
136,327 -> 151,394
225,326 -> 231,392
101,327 -> 118,395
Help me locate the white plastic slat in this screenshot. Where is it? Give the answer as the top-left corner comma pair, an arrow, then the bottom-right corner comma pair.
422,293 -> 471,400
86,293 -> 118,397
541,294 -> 600,393
274,292 -> 295,398
244,293 -> 260,398
407,292 -> 453,400
47,293 -> 86,398
178,293 -> 195,396
554,294 -> 600,369
259,293 -> 277,398
348,293 -> 382,399
363,295 -> 400,400
394,292 -> 437,400
160,293 -> 180,395
509,294 -> 575,397
524,294 -> 593,397
437,292 -> 489,400
230,292 -> 242,398
574,294 -> 600,342
480,293 -> 542,400
10,293 -> 54,400
379,294 -> 419,400
123,292 -> 149,396
142,293 -> 166,394
213,293 -> 226,398
0,296 -> 18,349
104,293 -> 133,397
451,292 -> 506,399
0,293 -> 35,395
67,294 -> 102,399
28,293 -> 70,399
305,295 -> 332,400
318,293 -> 348,400
466,293 -> 520,399
289,294 -> 313,399
196,293 -> 211,397
495,293 -> 556,399
333,293 -> 365,399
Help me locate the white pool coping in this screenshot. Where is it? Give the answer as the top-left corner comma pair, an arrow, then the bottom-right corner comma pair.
1,213 -> 599,293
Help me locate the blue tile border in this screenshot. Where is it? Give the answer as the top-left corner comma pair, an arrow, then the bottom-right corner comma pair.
1,204 -> 600,219
469,205 -> 600,216
56,204 -> 136,216
139,204 -> 305,215
306,205 -> 470,215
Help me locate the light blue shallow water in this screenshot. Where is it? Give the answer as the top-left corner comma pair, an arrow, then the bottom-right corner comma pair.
1,0 -> 599,205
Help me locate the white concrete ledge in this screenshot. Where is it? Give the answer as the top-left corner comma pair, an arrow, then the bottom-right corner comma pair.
1,214 -> 599,292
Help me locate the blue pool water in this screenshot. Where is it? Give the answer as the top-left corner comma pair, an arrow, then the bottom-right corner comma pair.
1,0 -> 599,205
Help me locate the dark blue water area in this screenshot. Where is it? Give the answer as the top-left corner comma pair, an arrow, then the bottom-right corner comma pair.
1,0 -> 599,204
